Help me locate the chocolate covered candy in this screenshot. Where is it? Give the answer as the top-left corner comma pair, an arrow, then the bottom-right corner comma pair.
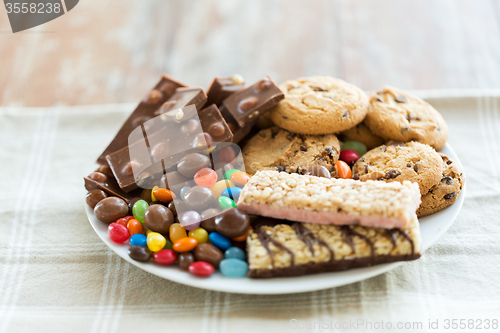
94,197 -> 129,223
144,204 -> 174,234
214,208 -> 250,238
177,153 -> 211,178
86,189 -> 107,209
183,186 -> 216,212
194,243 -> 224,268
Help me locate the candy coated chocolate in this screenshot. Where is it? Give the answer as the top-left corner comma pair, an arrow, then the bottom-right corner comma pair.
177,153 -> 211,178
178,252 -> 195,270
200,208 -> 220,232
304,165 -> 331,179
214,208 -> 250,238
94,197 -> 129,223
194,243 -> 224,268
169,199 -> 188,216
86,189 -> 107,209
144,204 -> 174,234
183,186 -> 216,212
128,245 -> 152,262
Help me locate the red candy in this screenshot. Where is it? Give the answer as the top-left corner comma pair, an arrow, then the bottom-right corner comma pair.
108,223 -> 130,243
339,149 -> 360,165
188,261 -> 215,277
219,147 -> 236,164
153,249 -> 177,265
193,168 -> 218,187
116,216 -> 134,228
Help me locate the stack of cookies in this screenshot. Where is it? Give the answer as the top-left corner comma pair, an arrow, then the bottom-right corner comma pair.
242,76 -> 464,217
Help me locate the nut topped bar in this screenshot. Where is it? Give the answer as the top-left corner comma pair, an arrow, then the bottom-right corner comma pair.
247,215 -> 421,278
237,170 -> 421,229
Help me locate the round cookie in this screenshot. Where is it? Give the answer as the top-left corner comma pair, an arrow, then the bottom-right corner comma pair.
417,154 -> 464,217
365,86 -> 448,150
270,76 -> 369,135
352,141 -> 444,194
242,127 -> 340,175
338,121 -> 385,150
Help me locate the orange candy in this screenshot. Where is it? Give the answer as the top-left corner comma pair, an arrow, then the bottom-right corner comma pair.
169,223 -> 187,243
116,216 -> 134,228
334,160 -> 352,179
230,171 -> 251,187
152,188 -> 176,203
232,225 -> 253,242
173,237 -> 198,252
127,218 -> 146,235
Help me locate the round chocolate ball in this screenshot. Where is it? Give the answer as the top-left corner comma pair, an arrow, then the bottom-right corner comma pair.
86,189 -> 107,209
200,208 -> 220,232
214,208 -> 250,238
194,243 -> 224,268
177,153 -> 210,178
183,186 -> 216,212
94,197 -> 129,223
144,204 -> 174,234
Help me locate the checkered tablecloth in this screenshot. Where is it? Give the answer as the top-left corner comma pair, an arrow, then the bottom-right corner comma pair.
0,91 -> 499,333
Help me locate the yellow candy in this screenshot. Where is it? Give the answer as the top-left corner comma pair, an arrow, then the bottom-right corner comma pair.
210,180 -> 235,198
147,232 -> 166,252
188,228 -> 209,244
151,185 -> 159,202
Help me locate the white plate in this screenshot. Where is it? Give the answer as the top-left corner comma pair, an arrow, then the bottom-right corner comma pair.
86,143 -> 465,294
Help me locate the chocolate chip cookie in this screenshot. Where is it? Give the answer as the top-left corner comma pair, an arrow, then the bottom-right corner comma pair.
242,127 -> 340,175
270,76 -> 369,135
352,141 -> 444,195
338,121 -> 385,150
365,86 -> 448,150
417,154 -> 464,217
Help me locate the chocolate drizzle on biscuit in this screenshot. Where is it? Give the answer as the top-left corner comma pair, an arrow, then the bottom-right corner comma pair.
256,227 -> 295,267
294,223 -> 334,261
341,226 -> 375,257
386,228 -> 415,255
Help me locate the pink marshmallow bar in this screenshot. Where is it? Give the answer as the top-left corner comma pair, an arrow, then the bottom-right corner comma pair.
237,170 -> 421,229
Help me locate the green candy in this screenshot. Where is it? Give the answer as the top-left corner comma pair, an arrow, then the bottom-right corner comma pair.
223,169 -> 240,181
132,200 -> 149,224
341,140 -> 367,157
218,196 -> 236,210
163,239 -> 174,250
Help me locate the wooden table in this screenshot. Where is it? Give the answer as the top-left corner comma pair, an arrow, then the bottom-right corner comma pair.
1,0 -> 500,107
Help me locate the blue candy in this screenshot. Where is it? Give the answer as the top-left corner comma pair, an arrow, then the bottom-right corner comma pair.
221,187 -> 242,202
209,232 -> 231,250
220,258 -> 248,278
129,234 -> 147,247
225,247 -> 246,261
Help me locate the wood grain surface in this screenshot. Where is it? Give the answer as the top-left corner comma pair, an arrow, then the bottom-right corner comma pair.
1,0 -> 500,107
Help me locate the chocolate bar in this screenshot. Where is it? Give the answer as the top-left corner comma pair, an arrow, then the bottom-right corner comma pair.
97,75 -> 186,164
247,216 -> 421,278
106,104 -> 232,192
237,170 -> 421,229
219,76 -> 284,143
84,167 -> 142,203
205,75 -> 245,107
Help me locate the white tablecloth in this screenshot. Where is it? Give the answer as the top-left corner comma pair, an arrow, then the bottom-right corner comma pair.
0,91 -> 499,333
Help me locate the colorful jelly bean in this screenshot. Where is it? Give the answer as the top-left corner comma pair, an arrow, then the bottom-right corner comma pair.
108,223 -> 130,243
188,261 -> 215,277
210,180 -> 235,198
147,232 -> 166,252
219,258 -> 248,278
169,223 -> 187,243
129,233 -> 147,247
218,196 -> 236,210
127,218 -> 146,235
232,225 -> 252,242
223,169 -> 240,181
225,247 -> 246,261
209,232 -> 231,250
334,160 -> 352,179
180,186 -> 190,200
219,146 -> 237,164
194,168 -> 218,188
152,188 -> 176,203
163,239 -> 174,250
221,187 -> 242,202
128,246 -> 152,262
339,149 -> 360,165
341,140 -> 367,157
188,228 -> 209,244
132,200 -> 149,223
116,216 -> 134,228
173,237 -> 198,252
153,249 -> 177,265
151,185 -> 159,202
230,171 -> 251,187
179,211 -> 201,231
